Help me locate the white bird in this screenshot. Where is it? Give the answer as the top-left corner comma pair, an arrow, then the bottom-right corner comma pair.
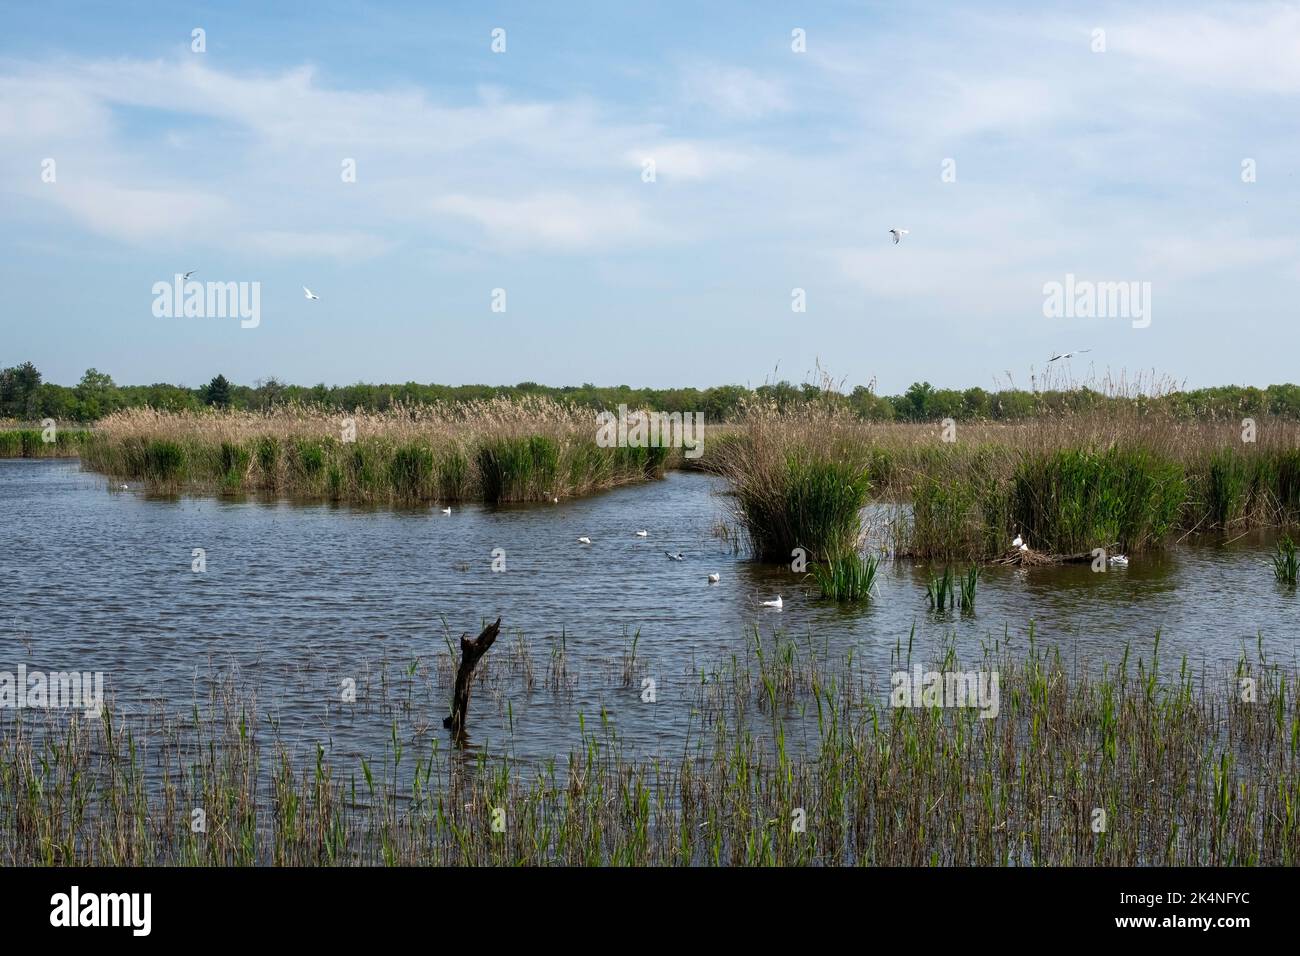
303,286 -> 319,300
182,270 -> 196,280
1019,543 -> 1029,552
441,507 -> 451,515
1048,349 -> 1091,363
889,228 -> 909,244
1012,534 -> 1023,548
635,530 -> 648,537
665,551 -> 684,561
552,497 -> 559,503
119,484 -> 128,490
761,596 -> 784,609
1108,554 -> 1129,566
578,536 -> 591,545
707,573 -> 720,584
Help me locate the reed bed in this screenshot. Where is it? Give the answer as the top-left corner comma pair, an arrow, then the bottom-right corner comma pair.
79,400 -> 674,503
710,401 -> 1300,561
2,630 -> 1296,866
0,427 -> 89,458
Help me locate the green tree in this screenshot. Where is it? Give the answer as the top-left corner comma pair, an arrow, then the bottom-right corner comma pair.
203,374 -> 232,408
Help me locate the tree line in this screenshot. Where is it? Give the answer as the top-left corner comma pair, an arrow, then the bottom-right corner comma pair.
4,362 -> 1300,424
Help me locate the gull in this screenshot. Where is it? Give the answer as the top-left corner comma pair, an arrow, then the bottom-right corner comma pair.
552,497 -> 559,503
303,286 -> 319,300
665,551 -> 684,561
760,596 -> 784,609
1012,534 -> 1023,548
441,507 -> 451,515
635,530 -> 648,537
707,573 -> 720,584
889,228 -> 909,244
182,270 -> 197,280
578,536 -> 592,545
119,484 -> 128,490
1019,543 -> 1029,552
1048,349 -> 1091,363
1108,554 -> 1129,566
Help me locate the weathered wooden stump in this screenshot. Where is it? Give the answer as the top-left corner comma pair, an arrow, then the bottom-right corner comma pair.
443,616 -> 502,738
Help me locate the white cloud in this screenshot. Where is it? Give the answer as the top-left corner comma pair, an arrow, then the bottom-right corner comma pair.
431,192 -> 662,250
679,63 -> 789,119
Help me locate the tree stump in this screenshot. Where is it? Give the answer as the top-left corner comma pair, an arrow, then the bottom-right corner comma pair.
443,617 -> 502,738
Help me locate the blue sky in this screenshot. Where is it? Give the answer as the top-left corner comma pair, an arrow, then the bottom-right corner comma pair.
2,1 -> 1297,393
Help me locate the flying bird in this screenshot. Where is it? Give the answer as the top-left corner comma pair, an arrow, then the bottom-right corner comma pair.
889,228 -> 909,244
1048,349 -> 1091,363
760,596 -> 784,609
303,287 -> 319,300
182,270 -> 196,280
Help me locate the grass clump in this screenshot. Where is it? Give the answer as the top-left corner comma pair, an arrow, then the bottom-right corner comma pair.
1012,447 -> 1185,554
810,551 -> 878,601
1274,536 -> 1298,585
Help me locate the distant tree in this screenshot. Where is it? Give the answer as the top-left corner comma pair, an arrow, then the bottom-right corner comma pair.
0,362 -> 42,419
74,368 -> 120,420
903,381 -> 935,421
203,374 -> 232,408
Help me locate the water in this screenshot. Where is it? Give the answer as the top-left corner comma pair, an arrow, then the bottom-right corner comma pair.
2,459 -> 1296,766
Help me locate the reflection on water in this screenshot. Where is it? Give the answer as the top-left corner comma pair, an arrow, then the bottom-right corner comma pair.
1,459 -> 1296,767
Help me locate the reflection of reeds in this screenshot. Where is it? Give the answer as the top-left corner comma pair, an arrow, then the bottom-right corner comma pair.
80,399 -> 676,503
3,631 -> 1295,865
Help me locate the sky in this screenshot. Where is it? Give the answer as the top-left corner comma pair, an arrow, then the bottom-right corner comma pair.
1,0 -> 1297,393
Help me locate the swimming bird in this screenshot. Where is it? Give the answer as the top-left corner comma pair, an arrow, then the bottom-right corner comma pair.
707,573 -> 720,584
1012,534 -> 1023,548
1048,349 -> 1090,363
889,228 -> 909,244
1108,554 -> 1129,566
635,530 -> 648,537
303,286 -> 319,300
119,484 -> 128,490
441,506 -> 451,515
578,536 -> 592,545
665,551 -> 684,561
761,596 -> 784,609
552,497 -> 559,503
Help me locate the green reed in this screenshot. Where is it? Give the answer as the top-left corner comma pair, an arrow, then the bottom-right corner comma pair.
3,631 -> 1295,866
1274,536 -> 1298,585
810,551 -> 879,601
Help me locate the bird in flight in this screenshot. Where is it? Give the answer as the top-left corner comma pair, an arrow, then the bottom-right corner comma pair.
182,270 -> 197,280
1048,349 -> 1091,363
303,286 -> 320,300
889,228 -> 909,244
